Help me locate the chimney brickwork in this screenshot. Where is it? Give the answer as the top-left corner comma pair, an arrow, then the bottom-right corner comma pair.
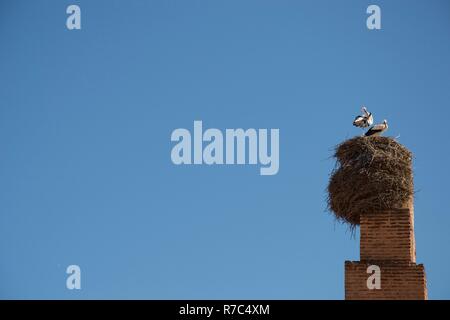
345,200 -> 427,300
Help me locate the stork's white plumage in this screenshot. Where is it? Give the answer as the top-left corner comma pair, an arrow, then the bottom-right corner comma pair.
353,106 -> 373,128
365,119 -> 388,137
362,107 -> 374,126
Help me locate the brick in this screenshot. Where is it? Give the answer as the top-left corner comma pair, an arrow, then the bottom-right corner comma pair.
360,205 -> 415,262
345,261 -> 427,300
345,199 -> 427,299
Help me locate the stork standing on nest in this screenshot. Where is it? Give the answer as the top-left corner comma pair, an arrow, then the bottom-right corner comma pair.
353,106 -> 374,129
365,119 -> 388,136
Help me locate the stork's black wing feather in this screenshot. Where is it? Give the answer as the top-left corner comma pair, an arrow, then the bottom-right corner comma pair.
365,127 -> 382,136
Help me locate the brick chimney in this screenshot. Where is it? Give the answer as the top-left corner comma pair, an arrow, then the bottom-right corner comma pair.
345,199 -> 428,299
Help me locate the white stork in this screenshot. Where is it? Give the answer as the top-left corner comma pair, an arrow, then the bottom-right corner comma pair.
365,119 -> 388,137
353,106 -> 374,128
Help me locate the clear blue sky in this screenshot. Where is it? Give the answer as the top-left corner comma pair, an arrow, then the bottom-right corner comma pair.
1,0 -> 449,299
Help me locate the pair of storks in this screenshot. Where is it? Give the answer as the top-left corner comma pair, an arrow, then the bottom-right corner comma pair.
353,106 -> 388,136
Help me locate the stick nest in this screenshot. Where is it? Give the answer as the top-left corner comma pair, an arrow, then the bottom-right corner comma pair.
327,136 -> 413,227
